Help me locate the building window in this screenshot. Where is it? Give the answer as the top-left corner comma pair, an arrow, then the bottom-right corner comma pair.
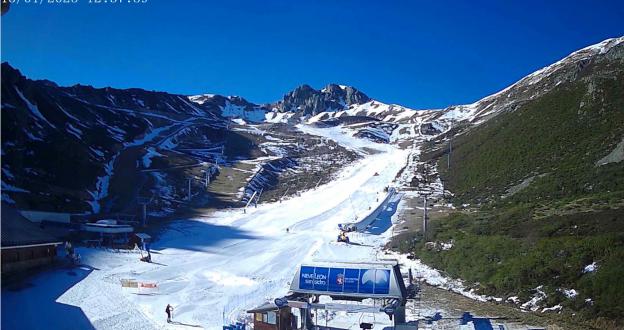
266,311 -> 277,325
255,313 -> 262,322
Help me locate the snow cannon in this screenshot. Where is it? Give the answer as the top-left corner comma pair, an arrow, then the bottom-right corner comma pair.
337,231 -> 350,243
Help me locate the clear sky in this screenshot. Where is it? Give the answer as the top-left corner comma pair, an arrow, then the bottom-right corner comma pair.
2,0 -> 623,109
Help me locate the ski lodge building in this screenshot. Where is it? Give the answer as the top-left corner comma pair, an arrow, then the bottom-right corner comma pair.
247,301 -> 296,330
1,205 -> 63,275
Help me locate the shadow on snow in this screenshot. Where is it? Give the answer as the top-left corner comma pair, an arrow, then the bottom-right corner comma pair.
154,218 -> 259,252
364,193 -> 403,235
1,265 -> 97,330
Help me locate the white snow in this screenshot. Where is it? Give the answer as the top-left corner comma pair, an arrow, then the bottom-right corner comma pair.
562,288 -> 578,298
142,147 -> 162,168
190,95 -> 268,122
583,261 -> 598,273
305,100 -> 423,125
124,124 -> 178,148
66,123 -> 83,139
4,121 -> 514,329
541,304 -> 562,313
440,241 -> 454,251
296,124 -> 392,155
265,111 -> 294,123
6,126 -> 423,329
14,51 -> 616,326
86,124 -> 182,213
188,94 -> 216,105
1,180 -> 30,193
2,167 -> 15,179
520,286 -> 547,311
15,87 -> 57,128
219,100 -> 266,122
1,193 -> 16,204
87,156 -> 116,213
89,147 -> 105,158
57,103 -> 82,122
231,118 -> 247,125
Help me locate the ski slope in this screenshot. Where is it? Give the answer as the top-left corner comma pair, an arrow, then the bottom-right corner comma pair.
3,124 -> 411,330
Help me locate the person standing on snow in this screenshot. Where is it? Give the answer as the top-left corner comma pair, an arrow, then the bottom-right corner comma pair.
166,304 -> 173,323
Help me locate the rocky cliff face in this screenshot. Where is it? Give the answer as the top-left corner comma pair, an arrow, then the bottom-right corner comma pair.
272,83 -> 370,116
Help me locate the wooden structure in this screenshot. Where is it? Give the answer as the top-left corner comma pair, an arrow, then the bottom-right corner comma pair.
247,302 -> 297,330
129,232 -> 152,251
1,205 -> 62,275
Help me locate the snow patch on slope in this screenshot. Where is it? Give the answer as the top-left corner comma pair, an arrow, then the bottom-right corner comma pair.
220,100 -> 266,122
15,87 -> 56,128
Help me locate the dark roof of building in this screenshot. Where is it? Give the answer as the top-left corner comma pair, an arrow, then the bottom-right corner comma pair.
1,203 -> 62,248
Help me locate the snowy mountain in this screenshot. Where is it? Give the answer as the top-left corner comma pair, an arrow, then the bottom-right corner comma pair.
188,94 -> 268,123
409,36 -> 624,320
1,63 -> 231,213
428,36 -> 624,130
264,37 -> 624,134
3,37 -> 623,214
273,83 -> 370,116
1,63 -> 361,215
3,37 -> 624,330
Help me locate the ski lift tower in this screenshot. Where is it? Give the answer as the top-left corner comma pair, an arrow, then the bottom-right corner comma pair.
136,195 -> 154,227
418,191 -> 432,241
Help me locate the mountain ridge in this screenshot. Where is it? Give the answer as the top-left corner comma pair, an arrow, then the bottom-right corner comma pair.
185,36 -> 624,129
2,36 -> 623,213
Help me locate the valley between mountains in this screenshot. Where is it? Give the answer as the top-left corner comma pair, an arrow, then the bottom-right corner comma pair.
2,37 -> 623,329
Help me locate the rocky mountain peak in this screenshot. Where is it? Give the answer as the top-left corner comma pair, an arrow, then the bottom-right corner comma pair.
274,83 -> 370,116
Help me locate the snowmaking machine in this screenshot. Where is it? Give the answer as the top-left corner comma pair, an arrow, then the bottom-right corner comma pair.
337,230 -> 350,243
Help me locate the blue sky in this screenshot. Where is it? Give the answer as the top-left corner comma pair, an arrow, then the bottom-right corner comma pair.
2,0 -> 623,109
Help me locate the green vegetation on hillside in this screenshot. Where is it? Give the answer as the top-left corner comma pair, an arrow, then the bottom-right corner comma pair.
438,72 -> 624,205
410,205 -> 624,320
409,64 -> 624,326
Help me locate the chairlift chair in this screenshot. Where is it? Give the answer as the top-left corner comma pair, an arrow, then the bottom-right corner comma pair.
359,312 -> 375,329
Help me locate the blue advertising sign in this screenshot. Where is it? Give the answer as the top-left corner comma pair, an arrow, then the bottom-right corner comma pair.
313,267 -> 329,291
299,266 -> 316,290
373,269 -> 391,294
359,269 -> 375,294
299,266 -> 391,295
343,268 -> 360,293
328,268 -> 345,292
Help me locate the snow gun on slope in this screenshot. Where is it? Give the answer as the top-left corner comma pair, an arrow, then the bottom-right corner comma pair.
337,230 -> 350,243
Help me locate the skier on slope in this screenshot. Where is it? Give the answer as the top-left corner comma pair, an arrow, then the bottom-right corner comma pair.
166,304 -> 174,323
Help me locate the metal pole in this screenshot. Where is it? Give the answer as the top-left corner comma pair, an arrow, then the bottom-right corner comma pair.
325,309 -> 328,326
142,203 -> 147,227
422,195 -> 428,241
187,178 -> 191,201
244,190 -> 258,212
448,138 -> 452,169
255,188 -> 263,207
302,308 -> 307,330
448,123 -> 453,170
315,177 -> 322,189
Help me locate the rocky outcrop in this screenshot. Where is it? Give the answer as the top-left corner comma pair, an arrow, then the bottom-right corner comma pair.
273,83 -> 370,116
